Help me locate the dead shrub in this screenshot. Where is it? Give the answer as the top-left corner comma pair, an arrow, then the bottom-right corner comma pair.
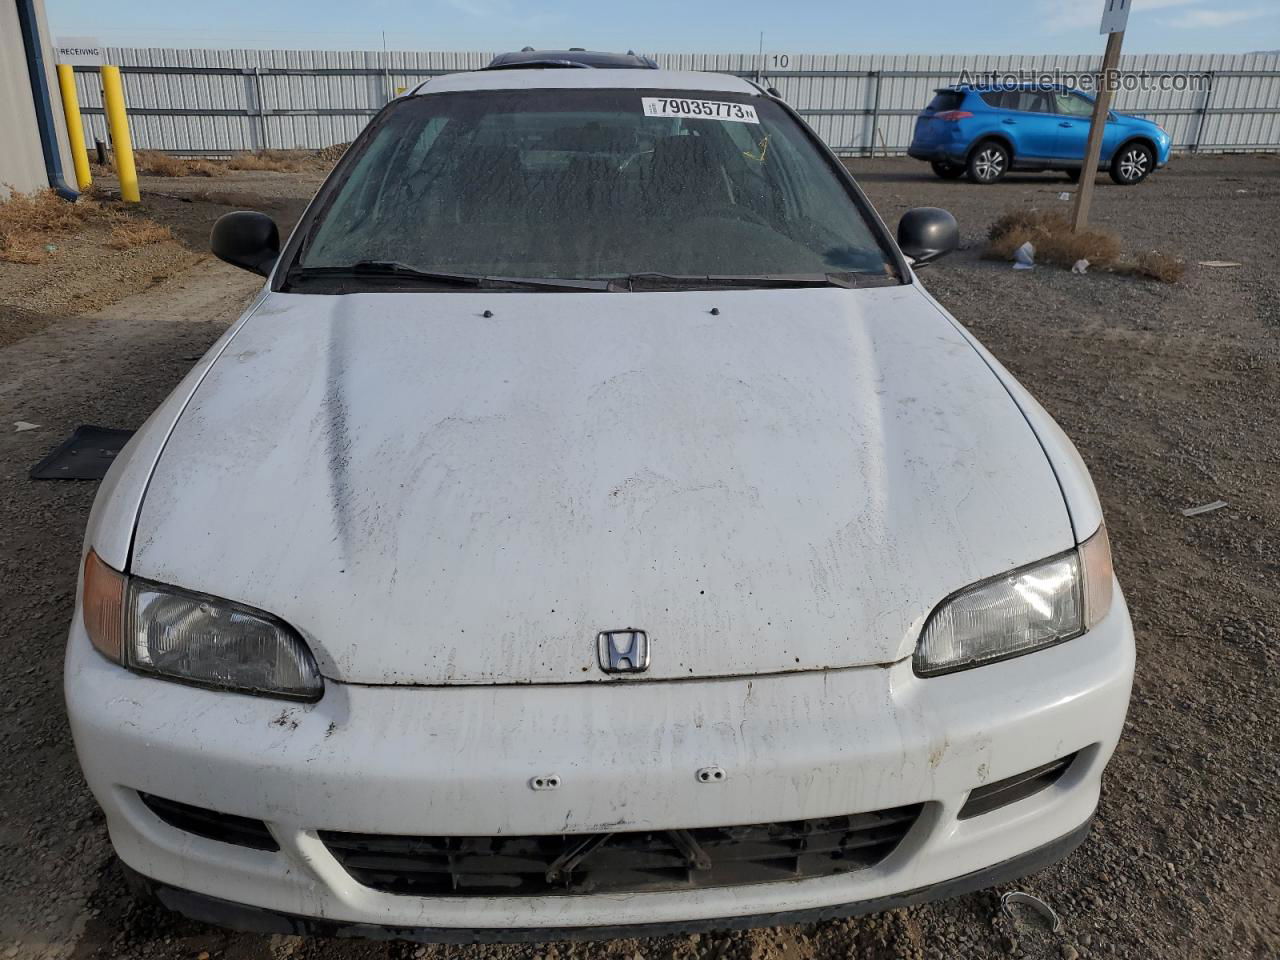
0,188 -> 101,263
226,149 -> 304,173
135,150 -> 222,177
315,142 -> 350,165
134,150 -> 186,177
985,208 -> 1122,270
184,160 -> 222,177
1129,250 -> 1186,283
107,221 -> 174,249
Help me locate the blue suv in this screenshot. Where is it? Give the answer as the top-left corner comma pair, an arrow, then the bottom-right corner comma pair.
908,84 -> 1171,185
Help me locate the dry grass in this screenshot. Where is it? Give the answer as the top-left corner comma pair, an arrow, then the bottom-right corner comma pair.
985,208 -> 1183,282
134,150 -> 186,177
135,150 -> 222,178
985,209 -> 1122,269
1,187 -> 178,264
107,221 -> 174,250
226,149 -> 305,173
1130,250 -> 1187,283
0,189 -> 101,263
315,142 -> 351,164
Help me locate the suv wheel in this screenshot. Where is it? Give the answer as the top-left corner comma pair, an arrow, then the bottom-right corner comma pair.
930,160 -> 965,180
1110,143 -> 1153,185
966,141 -> 1008,184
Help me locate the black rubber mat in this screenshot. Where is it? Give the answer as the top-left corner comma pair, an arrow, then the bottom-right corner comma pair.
29,425 -> 135,480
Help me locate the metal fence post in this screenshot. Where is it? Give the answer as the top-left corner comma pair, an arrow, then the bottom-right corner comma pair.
867,70 -> 882,157
1193,70 -> 1215,153
254,67 -> 269,150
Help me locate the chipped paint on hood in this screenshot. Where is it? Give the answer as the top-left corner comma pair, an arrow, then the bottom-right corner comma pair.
130,284 -> 1072,685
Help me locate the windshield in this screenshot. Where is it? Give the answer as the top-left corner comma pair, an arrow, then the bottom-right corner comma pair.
293,88 -> 898,286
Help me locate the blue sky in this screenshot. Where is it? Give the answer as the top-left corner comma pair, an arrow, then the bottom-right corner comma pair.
47,0 -> 1280,54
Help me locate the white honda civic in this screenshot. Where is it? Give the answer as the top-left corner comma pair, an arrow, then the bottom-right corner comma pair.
65,51 -> 1133,942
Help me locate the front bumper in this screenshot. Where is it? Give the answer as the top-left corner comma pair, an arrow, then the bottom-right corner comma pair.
124,819 -> 1092,943
65,586 -> 1133,937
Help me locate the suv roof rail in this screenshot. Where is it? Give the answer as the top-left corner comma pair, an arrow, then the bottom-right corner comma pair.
485,49 -> 659,70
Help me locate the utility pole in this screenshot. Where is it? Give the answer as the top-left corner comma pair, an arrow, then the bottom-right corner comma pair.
1073,0 -> 1129,231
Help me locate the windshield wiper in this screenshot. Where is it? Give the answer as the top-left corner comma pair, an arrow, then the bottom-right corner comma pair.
290,261 -> 613,292
619,272 -> 891,291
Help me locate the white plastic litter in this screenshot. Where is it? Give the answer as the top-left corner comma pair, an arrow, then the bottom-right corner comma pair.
1012,241 -> 1036,270
1198,260 -> 1242,268
1071,259 -> 1089,274
1001,891 -> 1062,933
13,422 -> 40,432
1058,192 -> 1071,200
1181,500 -> 1228,517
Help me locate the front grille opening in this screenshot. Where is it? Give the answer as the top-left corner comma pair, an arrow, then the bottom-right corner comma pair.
958,752 -> 1079,821
138,792 -> 279,851
320,805 -> 922,897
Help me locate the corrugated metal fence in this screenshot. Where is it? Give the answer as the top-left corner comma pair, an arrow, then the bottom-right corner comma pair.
69,48 -> 1280,156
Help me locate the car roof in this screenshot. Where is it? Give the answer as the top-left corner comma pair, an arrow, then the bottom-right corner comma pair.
943,82 -> 1072,93
413,68 -> 760,96
487,49 -> 659,70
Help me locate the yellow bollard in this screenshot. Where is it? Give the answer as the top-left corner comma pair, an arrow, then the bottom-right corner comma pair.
56,65 -> 92,190
101,65 -> 139,203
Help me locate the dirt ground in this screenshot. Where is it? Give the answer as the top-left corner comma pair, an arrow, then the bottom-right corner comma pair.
0,154 -> 1276,960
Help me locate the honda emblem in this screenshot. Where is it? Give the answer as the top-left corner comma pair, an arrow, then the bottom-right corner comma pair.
597,629 -> 650,674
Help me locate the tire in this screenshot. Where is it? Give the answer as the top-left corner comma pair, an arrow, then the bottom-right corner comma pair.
1064,168 -> 1082,182
1110,142 -> 1154,185
930,160 -> 965,180
966,141 -> 1009,184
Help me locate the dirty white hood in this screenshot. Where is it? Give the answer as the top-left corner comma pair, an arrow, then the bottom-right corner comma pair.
131,284 -> 1072,684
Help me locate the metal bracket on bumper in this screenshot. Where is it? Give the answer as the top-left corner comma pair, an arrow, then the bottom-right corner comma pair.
123,816 -> 1093,944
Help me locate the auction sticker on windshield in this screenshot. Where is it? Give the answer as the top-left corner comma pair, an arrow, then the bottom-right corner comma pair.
642,97 -> 759,123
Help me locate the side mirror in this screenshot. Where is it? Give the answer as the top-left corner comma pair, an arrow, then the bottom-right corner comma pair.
211,211 -> 280,276
897,207 -> 959,268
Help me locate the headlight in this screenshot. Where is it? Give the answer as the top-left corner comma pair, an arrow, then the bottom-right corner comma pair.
913,524 -> 1114,677
81,551 -> 323,701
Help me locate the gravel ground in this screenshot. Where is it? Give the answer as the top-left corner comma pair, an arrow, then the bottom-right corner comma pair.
0,155 -> 1276,960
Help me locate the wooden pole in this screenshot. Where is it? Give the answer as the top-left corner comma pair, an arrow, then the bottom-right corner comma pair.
1072,30 -> 1124,232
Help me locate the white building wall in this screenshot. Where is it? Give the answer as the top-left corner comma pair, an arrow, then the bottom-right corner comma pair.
1,0 -> 75,197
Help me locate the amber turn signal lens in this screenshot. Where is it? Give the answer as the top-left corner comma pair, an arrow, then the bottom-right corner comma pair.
83,550 -> 125,662
1079,523 -> 1114,631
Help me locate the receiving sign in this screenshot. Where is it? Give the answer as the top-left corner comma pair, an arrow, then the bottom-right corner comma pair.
55,37 -> 104,66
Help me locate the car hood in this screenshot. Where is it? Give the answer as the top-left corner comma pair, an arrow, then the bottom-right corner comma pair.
132,285 -> 1073,685
1117,112 -> 1163,133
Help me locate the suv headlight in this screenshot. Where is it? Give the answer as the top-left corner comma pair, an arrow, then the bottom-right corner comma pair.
913,524 -> 1114,677
82,551 -> 323,701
